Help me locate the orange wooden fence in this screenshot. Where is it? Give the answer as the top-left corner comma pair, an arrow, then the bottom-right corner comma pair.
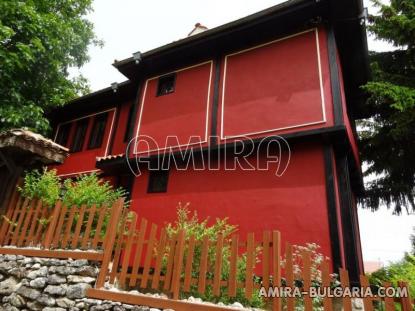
0,188 -> 124,261
90,211 -> 414,311
0,192 -> 413,311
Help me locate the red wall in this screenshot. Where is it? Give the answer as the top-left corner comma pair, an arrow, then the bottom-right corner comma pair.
218,28 -> 334,141
51,109 -> 116,177
133,62 -> 213,155
130,141 -> 333,259
129,27 -> 337,157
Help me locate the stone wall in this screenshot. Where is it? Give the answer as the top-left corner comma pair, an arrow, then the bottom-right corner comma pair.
0,254 -> 161,311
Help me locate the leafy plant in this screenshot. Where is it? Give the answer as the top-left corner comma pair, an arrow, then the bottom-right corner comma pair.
19,168 -> 128,243
19,169 -> 127,208
281,243 -> 336,286
18,168 -> 61,206
0,0 -> 102,134
281,244 -> 338,311
62,173 -> 127,208
369,253 -> 415,299
161,203 -> 264,308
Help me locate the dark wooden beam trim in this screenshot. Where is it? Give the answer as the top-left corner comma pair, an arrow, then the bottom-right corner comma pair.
327,27 -> 344,126
336,154 -> 361,284
126,81 -> 143,144
97,125 -> 348,171
323,145 -> 342,271
210,57 -> 222,146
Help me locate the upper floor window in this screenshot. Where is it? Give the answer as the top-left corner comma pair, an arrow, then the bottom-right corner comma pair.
88,112 -> 108,149
71,118 -> 89,152
55,123 -> 71,147
156,73 -> 176,96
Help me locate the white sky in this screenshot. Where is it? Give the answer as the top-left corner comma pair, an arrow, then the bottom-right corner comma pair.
72,0 -> 414,266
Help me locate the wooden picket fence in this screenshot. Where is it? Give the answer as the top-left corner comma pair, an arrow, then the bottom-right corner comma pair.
89,210 -> 414,311
0,187 -> 125,261
0,190 -> 413,310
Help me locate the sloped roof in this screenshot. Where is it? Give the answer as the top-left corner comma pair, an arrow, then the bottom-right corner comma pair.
0,129 -> 69,164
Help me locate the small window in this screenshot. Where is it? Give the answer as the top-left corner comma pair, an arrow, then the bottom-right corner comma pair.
55,123 -> 71,147
156,74 -> 176,96
147,169 -> 169,193
71,118 -> 89,152
88,113 -> 108,149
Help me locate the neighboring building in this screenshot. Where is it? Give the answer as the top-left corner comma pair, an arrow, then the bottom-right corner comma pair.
364,261 -> 384,274
47,0 -> 369,282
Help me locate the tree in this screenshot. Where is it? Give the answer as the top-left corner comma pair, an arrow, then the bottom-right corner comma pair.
0,0 -> 101,135
359,0 -> 415,214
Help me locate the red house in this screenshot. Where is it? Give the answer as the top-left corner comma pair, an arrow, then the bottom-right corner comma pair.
48,0 -> 369,283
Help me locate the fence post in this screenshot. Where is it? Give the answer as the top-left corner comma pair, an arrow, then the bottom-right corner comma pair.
398,281 -> 413,311
0,190 -> 20,245
43,201 -> 62,249
272,231 -> 281,311
96,198 -> 125,288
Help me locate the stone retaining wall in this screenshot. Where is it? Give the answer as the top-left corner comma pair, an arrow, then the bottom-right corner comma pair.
0,254 -> 164,311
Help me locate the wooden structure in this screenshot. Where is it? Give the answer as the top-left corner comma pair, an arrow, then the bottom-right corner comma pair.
0,129 -> 68,214
90,210 -> 413,311
0,191 -> 124,261
0,198 -> 412,310
47,0 -> 370,283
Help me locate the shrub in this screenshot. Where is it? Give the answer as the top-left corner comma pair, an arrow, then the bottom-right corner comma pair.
369,253 -> 415,299
281,243 -> 338,311
162,203 -> 264,308
161,205 -> 335,309
19,169 -> 128,239
19,169 -> 127,208
62,173 -> 127,207
19,168 -> 61,206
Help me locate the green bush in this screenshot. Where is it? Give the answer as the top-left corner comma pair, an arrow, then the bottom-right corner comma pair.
19,169 -> 128,239
19,169 -> 61,206
62,173 -> 126,207
162,203 -> 264,308
19,169 -> 127,208
369,253 -> 415,299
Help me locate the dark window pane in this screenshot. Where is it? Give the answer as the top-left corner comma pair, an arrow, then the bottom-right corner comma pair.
55,123 -> 71,147
156,74 -> 176,96
71,118 -> 89,152
88,112 -> 108,149
147,169 -> 169,193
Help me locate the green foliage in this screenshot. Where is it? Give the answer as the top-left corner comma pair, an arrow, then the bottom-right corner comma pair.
19,169 -> 127,208
359,0 -> 415,213
62,173 -> 127,208
368,253 -> 415,298
160,205 -> 334,309
282,243 -> 336,287
0,0 -> 102,134
19,168 -> 61,206
163,203 -> 264,308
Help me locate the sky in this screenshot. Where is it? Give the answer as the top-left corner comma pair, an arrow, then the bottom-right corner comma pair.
72,0 -> 415,266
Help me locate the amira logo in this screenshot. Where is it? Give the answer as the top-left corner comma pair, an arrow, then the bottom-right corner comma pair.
125,135 -> 291,177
